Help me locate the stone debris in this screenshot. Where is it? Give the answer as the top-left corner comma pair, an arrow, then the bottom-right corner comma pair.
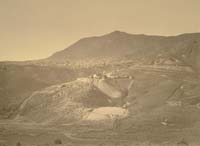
166,101 -> 182,107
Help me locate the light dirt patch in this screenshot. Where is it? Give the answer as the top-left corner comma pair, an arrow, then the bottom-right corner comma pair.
83,107 -> 128,121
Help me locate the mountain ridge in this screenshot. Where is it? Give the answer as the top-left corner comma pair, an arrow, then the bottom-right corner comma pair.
47,31 -> 200,72
1,31 -> 200,63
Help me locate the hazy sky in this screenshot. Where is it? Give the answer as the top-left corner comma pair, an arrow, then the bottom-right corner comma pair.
0,0 -> 200,61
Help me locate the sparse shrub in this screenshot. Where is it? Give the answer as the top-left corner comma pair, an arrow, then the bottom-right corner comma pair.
61,84 -> 66,88
54,139 -> 62,145
16,142 -> 21,146
41,143 -> 50,146
177,138 -> 189,146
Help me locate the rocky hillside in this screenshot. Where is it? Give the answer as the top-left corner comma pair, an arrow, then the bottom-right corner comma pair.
0,63 -> 78,118
15,75 -> 133,124
15,67 -> 200,128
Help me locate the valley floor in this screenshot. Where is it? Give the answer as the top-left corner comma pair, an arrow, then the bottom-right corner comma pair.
1,103 -> 200,146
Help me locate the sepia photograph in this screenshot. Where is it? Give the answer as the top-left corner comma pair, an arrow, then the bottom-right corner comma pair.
0,0 -> 200,146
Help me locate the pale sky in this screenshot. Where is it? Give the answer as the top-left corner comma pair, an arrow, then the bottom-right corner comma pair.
0,0 -> 200,61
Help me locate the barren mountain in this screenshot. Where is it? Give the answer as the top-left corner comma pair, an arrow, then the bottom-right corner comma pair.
48,31 -> 200,71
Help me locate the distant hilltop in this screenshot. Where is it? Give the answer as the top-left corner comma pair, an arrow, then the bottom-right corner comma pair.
47,31 -> 200,71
